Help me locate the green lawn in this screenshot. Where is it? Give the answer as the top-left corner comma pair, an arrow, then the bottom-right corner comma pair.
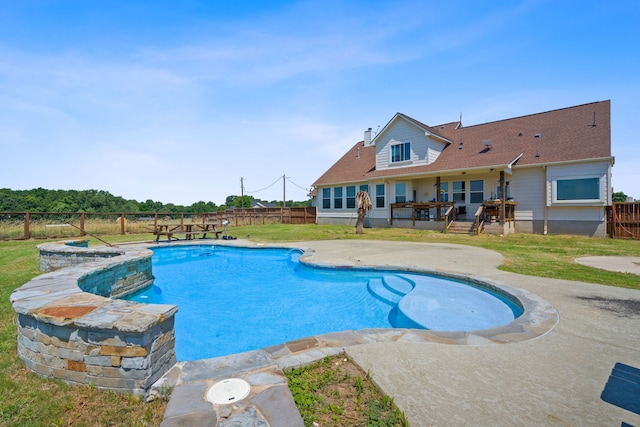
0,225 -> 638,425
230,224 -> 640,289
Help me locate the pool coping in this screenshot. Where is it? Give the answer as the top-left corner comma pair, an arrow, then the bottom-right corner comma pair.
151,240 -> 559,426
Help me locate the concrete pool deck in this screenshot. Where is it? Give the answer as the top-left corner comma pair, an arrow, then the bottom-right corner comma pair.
157,240 -> 640,426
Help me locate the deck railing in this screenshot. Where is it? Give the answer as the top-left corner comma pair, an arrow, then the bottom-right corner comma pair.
474,205 -> 485,235
390,202 -> 456,225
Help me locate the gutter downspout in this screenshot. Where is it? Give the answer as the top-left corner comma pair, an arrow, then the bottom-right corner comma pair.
543,165 -> 548,235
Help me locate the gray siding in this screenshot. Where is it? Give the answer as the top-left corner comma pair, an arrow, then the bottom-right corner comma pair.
375,118 -> 430,170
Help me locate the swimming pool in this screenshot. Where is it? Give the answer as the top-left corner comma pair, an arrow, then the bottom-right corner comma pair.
127,245 -> 523,361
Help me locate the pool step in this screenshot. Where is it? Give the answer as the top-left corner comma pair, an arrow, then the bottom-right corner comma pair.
382,275 -> 414,296
367,278 -> 402,305
368,275 -> 414,305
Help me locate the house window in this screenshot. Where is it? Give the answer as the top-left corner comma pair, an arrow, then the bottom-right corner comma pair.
359,184 -> 369,194
496,182 -> 510,199
452,181 -> 465,202
470,180 -> 484,203
333,187 -> 343,209
556,177 -> 600,201
395,183 -> 406,203
322,188 -> 331,209
391,142 -> 411,163
346,186 -> 356,209
439,182 -> 449,202
375,184 -> 385,208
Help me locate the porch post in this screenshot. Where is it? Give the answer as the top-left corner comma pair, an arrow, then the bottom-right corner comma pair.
499,171 -> 506,224
435,176 -> 441,221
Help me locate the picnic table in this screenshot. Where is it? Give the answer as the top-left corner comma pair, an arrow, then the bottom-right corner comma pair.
151,222 -> 223,242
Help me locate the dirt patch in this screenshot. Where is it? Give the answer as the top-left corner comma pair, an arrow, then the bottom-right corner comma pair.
577,296 -> 640,318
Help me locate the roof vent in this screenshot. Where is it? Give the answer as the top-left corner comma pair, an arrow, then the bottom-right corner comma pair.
483,140 -> 493,150
518,131 -> 523,136
356,147 -> 360,158
534,133 -> 541,138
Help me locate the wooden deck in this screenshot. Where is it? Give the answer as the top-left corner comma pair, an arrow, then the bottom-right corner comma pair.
390,202 -> 456,224
390,200 -> 517,235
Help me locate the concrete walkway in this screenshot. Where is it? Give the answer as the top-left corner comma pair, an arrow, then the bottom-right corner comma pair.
159,240 -> 640,426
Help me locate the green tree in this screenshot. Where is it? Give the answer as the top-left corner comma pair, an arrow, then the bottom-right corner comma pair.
225,195 -> 253,209
612,191 -> 628,202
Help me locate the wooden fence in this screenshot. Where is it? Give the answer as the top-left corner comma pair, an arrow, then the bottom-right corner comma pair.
606,202 -> 640,239
0,207 -> 316,241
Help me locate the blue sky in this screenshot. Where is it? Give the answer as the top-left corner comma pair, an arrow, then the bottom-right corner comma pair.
1,0 -> 638,205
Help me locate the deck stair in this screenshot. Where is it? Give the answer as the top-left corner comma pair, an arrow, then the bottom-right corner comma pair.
367,275 -> 414,305
447,221 -> 478,235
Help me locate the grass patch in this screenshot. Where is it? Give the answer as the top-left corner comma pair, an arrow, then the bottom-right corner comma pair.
0,225 -> 638,425
286,354 -> 408,426
0,238 -> 167,426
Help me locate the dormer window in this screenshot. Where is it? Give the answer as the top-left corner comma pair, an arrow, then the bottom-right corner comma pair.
391,142 -> 411,163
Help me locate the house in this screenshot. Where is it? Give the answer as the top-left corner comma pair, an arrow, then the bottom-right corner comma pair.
312,100 -> 613,237
252,201 -> 278,209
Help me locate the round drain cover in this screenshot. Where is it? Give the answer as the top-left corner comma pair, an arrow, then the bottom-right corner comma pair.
206,378 -> 251,405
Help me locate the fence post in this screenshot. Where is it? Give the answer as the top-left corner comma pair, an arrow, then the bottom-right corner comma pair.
120,213 -> 126,235
24,212 -> 30,239
80,213 -> 86,236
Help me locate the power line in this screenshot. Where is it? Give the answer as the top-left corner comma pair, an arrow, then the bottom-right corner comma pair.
243,175 -> 310,200
244,176 -> 283,194
286,177 -> 310,192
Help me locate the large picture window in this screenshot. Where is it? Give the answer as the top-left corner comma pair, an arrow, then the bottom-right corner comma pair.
394,183 -> 406,203
346,186 -> 356,209
333,187 -> 343,209
375,184 -> 385,208
391,142 -> 411,163
322,188 -> 331,209
556,177 -> 600,201
452,181 -> 465,203
470,180 -> 484,203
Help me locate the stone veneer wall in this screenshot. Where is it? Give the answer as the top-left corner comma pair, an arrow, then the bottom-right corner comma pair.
10,242 -> 177,397
39,240 -> 119,272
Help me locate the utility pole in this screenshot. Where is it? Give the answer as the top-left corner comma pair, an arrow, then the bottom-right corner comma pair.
240,177 -> 245,208
282,174 -> 286,207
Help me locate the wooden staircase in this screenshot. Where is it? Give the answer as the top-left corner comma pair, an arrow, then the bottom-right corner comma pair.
447,221 -> 478,235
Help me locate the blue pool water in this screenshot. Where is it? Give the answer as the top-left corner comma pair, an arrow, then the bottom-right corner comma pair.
126,245 -> 522,361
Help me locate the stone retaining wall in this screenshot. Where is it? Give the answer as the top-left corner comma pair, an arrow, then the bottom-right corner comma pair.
10,242 -> 177,396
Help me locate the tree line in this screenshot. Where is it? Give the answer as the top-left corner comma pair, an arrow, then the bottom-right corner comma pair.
0,188 -> 311,213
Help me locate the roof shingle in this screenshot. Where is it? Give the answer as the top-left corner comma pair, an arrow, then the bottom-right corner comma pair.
314,100 -> 611,186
